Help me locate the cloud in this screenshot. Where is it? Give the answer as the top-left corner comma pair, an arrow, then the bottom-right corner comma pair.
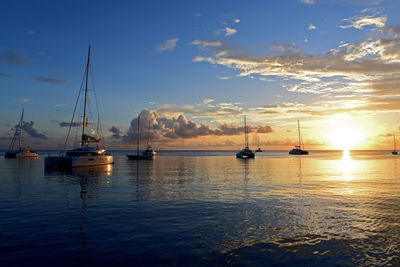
378,133 -> 393,137
18,98 -> 31,103
192,39 -> 222,47
59,121 -> 94,127
308,23 -> 316,30
0,50 -> 27,65
17,121 -> 47,140
156,38 -> 179,52
339,14 -> 387,30
122,109 -> 274,143
225,27 -> 237,36
234,19 -> 240,23
109,126 -> 122,139
0,72 -> 12,78
32,77 -> 67,83
53,104 -> 65,107
217,76 -> 232,80
299,0 -> 315,4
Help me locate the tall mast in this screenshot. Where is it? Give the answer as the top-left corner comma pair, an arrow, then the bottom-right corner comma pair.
297,120 -> 301,149
82,46 -> 91,147
137,114 -> 140,156
147,120 -> 151,147
244,115 -> 248,148
18,108 -> 24,149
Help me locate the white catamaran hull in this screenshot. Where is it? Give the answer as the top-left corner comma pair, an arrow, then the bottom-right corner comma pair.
71,155 -> 114,167
5,151 -> 39,158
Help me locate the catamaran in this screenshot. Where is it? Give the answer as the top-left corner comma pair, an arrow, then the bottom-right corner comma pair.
236,115 -> 255,159
5,108 -> 39,158
392,134 -> 398,155
45,46 -> 113,168
289,120 -> 309,155
127,115 -> 156,159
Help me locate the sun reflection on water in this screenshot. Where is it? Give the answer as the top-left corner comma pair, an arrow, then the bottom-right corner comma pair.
338,150 -> 355,180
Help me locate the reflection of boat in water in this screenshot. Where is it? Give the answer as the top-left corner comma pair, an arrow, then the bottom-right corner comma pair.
236,116 -> 255,159
392,134 -> 398,155
5,109 -> 39,158
127,115 -> 156,160
289,120 -> 309,155
45,46 -> 113,169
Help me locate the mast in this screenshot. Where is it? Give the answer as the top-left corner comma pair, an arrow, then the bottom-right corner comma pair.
147,120 -> 151,147
137,114 -> 140,156
297,120 -> 301,149
394,134 -> 396,152
244,115 -> 248,148
82,46 -> 91,147
18,108 -> 24,149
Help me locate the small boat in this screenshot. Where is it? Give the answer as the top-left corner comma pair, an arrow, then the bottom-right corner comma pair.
392,134 -> 398,155
289,120 -> 309,155
5,108 -> 39,158
127,116 -> 156,159
45,46 -> 113,169
255,148 -> 262,152
236,116 -> 255,159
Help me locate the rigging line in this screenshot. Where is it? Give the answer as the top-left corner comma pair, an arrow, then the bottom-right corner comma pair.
63,67 -> 86,151
91,70 -> 106,148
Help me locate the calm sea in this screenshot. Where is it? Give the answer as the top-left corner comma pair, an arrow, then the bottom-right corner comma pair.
0,150 -> 399,266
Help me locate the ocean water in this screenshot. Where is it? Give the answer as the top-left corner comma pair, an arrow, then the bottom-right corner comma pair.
0,150 -> 400,266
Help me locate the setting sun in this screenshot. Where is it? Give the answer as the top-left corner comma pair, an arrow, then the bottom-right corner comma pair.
329,126 -> 366,150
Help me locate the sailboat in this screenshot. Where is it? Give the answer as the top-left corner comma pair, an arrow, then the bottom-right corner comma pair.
45,46 -> 113,168
5,109 -> 39,158
127,116 -> 156,159
392,134 -> 398,155
236,116 -> 255,159
255,138 -> 262,152
289,120 -> 309,155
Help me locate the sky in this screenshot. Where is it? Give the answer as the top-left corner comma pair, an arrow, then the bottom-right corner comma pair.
2,0 -> 400,150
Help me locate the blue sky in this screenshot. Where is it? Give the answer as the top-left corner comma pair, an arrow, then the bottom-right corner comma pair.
2,0 -> 400,150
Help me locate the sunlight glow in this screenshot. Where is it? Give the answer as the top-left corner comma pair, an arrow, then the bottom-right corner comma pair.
329,126 -> 365,150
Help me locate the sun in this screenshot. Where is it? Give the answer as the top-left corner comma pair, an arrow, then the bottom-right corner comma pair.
329,126 -> 365,150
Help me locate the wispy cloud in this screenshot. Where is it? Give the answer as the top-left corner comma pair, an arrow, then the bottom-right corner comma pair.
225,27 -> 237,36
18,98 -> 31,103
192,39 -> 222,47
308,23 -> 316,30
156,38 -> 179,52
0,50 -> 27,65
32,77 -> 67,83
0,72 -> 12,78
217,76 -> 232,80
299,0 -> 315,4
53,104 -> 65,107
339,14 -> 387,30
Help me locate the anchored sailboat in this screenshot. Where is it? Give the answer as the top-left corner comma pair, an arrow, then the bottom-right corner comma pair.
236,115 -> 255,159
127,115 -> 156,159
45,46 -> 113,168
5,108 -> 39,158
392,134 -> 398,155
289,120 -> 309,155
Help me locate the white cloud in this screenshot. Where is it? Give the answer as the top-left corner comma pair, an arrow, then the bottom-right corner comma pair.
156,38 -> 179,52
304,36 -> 309,43
53,104 -> 65,107
225,27 -> 237,36
308,23 -> 316,30
339,15 -> 387,30
18,98 -> 31,103
300,0 -> 315,4
191,39 -> 222,47
234,18 -> 240,23
217,76 -> 232,80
